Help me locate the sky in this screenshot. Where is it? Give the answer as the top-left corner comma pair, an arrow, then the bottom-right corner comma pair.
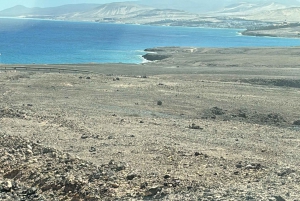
0,0 -> 299,11
0,0 -> 131,10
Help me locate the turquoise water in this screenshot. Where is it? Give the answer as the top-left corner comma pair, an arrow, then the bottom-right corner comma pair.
0,18 -> 300,64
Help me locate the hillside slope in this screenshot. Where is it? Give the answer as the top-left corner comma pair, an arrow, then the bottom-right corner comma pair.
65,2 -> 154,20
0,2 -> 196,24
244,7 -> 300,22
0,4 -> 101,17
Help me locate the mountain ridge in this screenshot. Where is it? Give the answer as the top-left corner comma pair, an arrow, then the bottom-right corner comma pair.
0,1 -> 299,28
138,0 -> 300,13
244,6 -> 300,21
68,2 -> 154,19
0,4 -> 102,17
0,2 -> 198,24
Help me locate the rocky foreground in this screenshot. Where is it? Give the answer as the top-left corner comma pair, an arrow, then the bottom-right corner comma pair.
1,131 -> 299,201
1,47 -> 300,200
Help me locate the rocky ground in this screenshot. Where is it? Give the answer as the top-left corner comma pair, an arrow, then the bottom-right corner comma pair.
0,47 -> 300,200
242,25 -> 300,38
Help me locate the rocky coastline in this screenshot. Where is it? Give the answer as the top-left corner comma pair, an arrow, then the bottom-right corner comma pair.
242,23 -> 300,38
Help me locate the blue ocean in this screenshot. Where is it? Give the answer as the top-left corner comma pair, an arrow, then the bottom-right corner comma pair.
1,18 -> 300,64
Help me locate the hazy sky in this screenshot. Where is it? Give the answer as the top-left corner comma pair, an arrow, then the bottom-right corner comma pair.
1,0 -> 300,10
0,0 -> 131,10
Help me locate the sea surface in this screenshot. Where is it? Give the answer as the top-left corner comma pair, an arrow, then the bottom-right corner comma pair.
1,17 -> 300,64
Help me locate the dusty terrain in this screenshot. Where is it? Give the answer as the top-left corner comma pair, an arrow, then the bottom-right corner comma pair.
242,25 -> 300,38
0,47 -> 300,200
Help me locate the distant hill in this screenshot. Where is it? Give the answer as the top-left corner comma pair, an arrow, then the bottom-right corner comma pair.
213,1 -> 300,22
138,0 -> 228,13
0,2 -> 197,24
219,2 -> 287,14
218,1 -> 300,14
0,5 -> 32,16
244,7 -> 300,22
138,0 -> 300,14
66,2 -> 154,20
0,1 -> 299,28
91,2 -> 153,16
0,4 -> 101,17
1,0 -> 300,17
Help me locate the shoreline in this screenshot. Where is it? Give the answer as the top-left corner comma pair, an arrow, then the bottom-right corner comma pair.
2,46 -> 300,77
241,24 -> 300,39
242,31 -> 300,39
2,16 -> 299,40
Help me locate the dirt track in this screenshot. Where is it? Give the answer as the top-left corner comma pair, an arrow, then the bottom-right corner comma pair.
0,47 -> 300,200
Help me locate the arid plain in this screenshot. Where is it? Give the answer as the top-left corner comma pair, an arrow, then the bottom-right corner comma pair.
0,47 -> 299,200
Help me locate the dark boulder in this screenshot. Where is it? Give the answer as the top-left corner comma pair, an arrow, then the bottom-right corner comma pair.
142,53 -> 170,61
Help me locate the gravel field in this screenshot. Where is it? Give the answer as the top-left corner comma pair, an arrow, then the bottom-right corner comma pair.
0,47 -> 300,200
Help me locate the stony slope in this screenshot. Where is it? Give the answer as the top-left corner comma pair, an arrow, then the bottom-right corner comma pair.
0,47 -> 300,200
